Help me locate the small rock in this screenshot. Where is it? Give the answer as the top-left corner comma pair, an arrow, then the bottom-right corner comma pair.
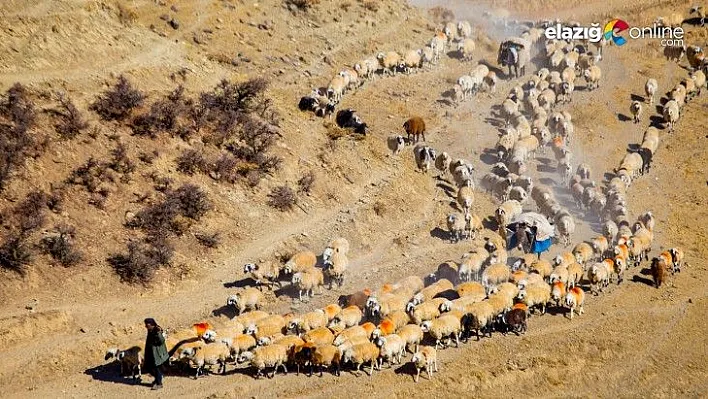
170,4 -> 178,12
217,18 -> 223,23
80,327 -> 87,333
159,14 -> 170,21
169,18 -> 180,30
688,298 -> 693,303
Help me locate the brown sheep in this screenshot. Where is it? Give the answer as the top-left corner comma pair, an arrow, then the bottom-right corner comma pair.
651,257 -> 671,288
403,116 -> 427,143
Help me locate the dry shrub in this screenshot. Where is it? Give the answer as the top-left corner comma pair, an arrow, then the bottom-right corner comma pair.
138,150 -> 159,164
373,200 -> 386,216
91,75 -> 145,121
117,2 -> 138,26
108,238 -> 174,284
108,142 -> 136,177
212,153 -> 239,183
361,1 -> 379,12
170,184 -> 212,220
54,93 -> 88,139
428,6 -> 455,24
0,236 -> 32,275
67,157 -> 114,193
323,121 -> 349,140
41,224 -> 83,267
297,171 -> 315,194
268,185 -> 297,211
285,0 -> 320,10
0,83 -> 39,192
176,149 -> 209,175
131,85 -> 188,138
195,231 -> 221,248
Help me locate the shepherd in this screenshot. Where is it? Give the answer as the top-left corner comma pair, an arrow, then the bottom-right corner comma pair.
143,317 -> 169,390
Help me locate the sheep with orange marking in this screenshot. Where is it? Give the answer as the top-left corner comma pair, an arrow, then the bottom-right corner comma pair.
455,281 -> 486,302
333,323 -> 375,346
302,327 -> 335,347
550,281 -> 566,307
564,287 -> 585,320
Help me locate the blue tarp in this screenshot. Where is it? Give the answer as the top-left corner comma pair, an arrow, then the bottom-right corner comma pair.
531,237 -> 553,254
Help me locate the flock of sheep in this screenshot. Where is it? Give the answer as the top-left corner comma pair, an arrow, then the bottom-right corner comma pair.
102,11 -> 705,387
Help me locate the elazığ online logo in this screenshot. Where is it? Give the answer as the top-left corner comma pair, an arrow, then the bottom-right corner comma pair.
544,19 -> 685,47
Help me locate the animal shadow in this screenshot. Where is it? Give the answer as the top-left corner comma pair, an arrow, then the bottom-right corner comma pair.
84,363 -> 143,386
617,113 -> 632,122
630,94 -> 644,102
223,277 -> 256,289
430,227 -> 451,242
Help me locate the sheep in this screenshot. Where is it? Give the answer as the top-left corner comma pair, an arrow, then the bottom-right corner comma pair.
420,314 -> 461,349
328,305 -> 363,330
336,109 -> 368,134
495,130 -> 518,162
368,293 -> 409,320
590,235 -> 609,261
411,346 -> 438,382
339,68 -> 360,90
429,32 -> 447,63
645,78 -> 658,105
566,262 -> 583,288
342,342 -> 380,376
238,343 -> 289,379
484,71 -> 498,93
457,20 -> 473,38
377,51 -> 401,76
454,282 -> 487,302
244,262 -> 281,291
456,185 -> 474,215
459,248 -> 488,282
446,213 -> 466,243
444,22 -> 458,42
385,134 -> 406,157
457,38 -> 476,61
588,261 -> 612,294
354,58 -> 378,81
503,308 -> 527,335
451,161 -> 475,188
411,279 -> 454,306
323,251 -> 348,288
655,13 -> 684,27
549,49 -> 564,69
179,341 -> 231,378
663,45 -> 686,62
311,344 -> 341,376
396,324 -> 424,354
326,75 -> 346,103
302,327 -> 335,347
550,281 -> 566,307
464,213 -> 483,240
288,310 -> 328,335
460,300 -> 495,340
434,152 -> 452,179
292,268 -> 324,301
564,287 -> 585,320
500,98 -> 520,125
670,85 -> 687,108
517,282 -> 551,314
227,287 -> 263,315
691,70 -> 706,95
583,65 -> 601,91
572,242 -> 594,267
663,99 -> 680,132
391,275 -> 425,296
261,335 -> 304,352
556,214 -> 575,247
482,263 -> 511,290
630,101 -> 642,124
105,346 -> 142,381
404,116 -> 427,143
407,297 -> 448,325
221,333 -> 257,358
414,144 -> 436,173
375,334 -> 406,368
401,49 -> 422,74
246,315 -> 287,341
283,251 -> 317,275
669,247 -> 685,273
537,88 -> 557,111
495,200 -> 522,239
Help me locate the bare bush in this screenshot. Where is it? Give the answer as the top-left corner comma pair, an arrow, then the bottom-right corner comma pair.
54,93 -> 88,139
108,238 -> 174,284
66,157 -> 114,193
0,236 -> 32,274
131,85 -> 188,138
195,231 -> 221,248
212,153 -> 239,183
41,224 -> 83,267
138,150 -> 159,164
428,6 -> 455,23
268,185 -> 297,211
169,184 -> 212,220
14,190 -> 48,235
176,149 -> 209,175
0,83 -> 39,192
90,75 -> 145,121
108,142 -> 136,178
285,0 -> 320,10
298,171 -> 315,194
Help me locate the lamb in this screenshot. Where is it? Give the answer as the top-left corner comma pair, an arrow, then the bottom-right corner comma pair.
311,344 -> 341,376
650,257 -> 671,289
326,75 -> 346,103
446,213 -> 466,243
484,71 -> 498,93
645,78 -> 658,105
244,262 -> 281,291
550,281 -> 566,307
482,263 -> 512,290
328,305 -> 363,329
397,324 -> 424,353
457,20 -> 473,38
323,237 -> 350,264
588,261 -> 612,294
238,343 -> 289,379
564,287 -> 585,320
283,251 -> 317,274
288,310 -> 328,335
459,248 -> 488,282
408,297 -> 448,325
668,247 -> 685,273
292,268 -> 324,301
691,70 -> 706,95
556,214 -> 575,247
457,38 -> 476,61
464,213 -> 483,240
227,287 -> 263,315
517,282 -> 551,314
630,101 -> 643,124
104,346 -> 142,381
342,342 -> 380,376
503,308 -> 527,335
386,134 -> 404,155
663,99 -> 680,132
457,186 -> 474,215
583,65 -> 601,91
375,334 -> 406,368
414,145 -> 436,173
420,314 -> 461,349
411,346 -> 438,382
323,251 -> 348,288
377,51 -> 401,76
179,341 -> 232,378
401,49 -> 422,74
404,116 -> 427,143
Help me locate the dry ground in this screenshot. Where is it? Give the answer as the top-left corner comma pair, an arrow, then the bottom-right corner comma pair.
0,0 -> 706,398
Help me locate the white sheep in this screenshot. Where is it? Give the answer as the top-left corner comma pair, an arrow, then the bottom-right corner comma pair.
457,38 -> 476,61
411,278 -> 454,305
179,341 -> 231,378
227,287 -> 263,314
443,22 -> 457,42
323,237 -> 350,263
377,51 -> 401,76
446,213 -> 466,243
288,310 -> 328,335
645,78 -> 658,105
411,346 -> 438,382
459,248 -> 488,282
387,135 -> 406,156
588,261 -> 612,294
429,32 -> 447,64
517,282 -> 551,314
630,101 -> 643,124
555,214 -> 575,247
328,305 -> 363,329
495,200 -> 522,232
397,324 -> 424,353
663,99 -> 680,132
244,262 -> 281,291
104,346 -> 142,381
583,65 -> 602,91
408,297 -> 448,325
461,300 -> 495,340
482,263 -> 511,291
323,251 -> 348,288
375,334 -> 406,368
292,268 -> 324,301
549,265 -> 569,285
457,186 -> 474,215
564,287 -> 585,320
421,46 -> 435,68
457,21 -> 473,38
283,251 -> 317,274
342,342 -> 380,376
400,49 -> 422,74
420,314 -> 461,349
237,343 -> 289,379
484,71 -> 498,93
